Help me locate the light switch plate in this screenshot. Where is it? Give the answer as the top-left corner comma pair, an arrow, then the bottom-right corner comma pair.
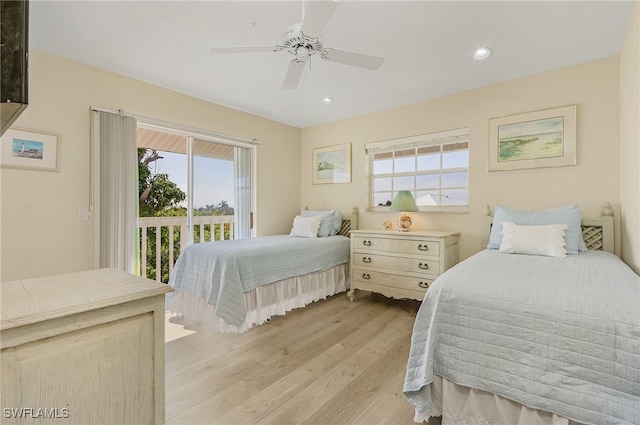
77,207 -> 89,220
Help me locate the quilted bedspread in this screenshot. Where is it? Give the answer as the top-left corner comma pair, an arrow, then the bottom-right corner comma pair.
167,235 -> 350,327
403,250 -> 640,425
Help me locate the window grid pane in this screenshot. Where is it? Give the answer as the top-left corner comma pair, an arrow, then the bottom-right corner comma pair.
369,137 -> 469,208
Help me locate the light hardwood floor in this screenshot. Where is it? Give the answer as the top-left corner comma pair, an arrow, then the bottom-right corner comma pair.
164,290 -> 442,425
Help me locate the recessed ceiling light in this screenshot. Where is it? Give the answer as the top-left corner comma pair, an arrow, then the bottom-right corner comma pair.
322,97 -> 334,105
472,47 -> 493,61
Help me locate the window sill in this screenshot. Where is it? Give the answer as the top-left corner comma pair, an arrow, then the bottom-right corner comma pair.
367,205 -> 469,214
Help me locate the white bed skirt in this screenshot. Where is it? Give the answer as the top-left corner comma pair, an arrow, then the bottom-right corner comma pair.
168,263 -> 349,333
414,376 -> 585,425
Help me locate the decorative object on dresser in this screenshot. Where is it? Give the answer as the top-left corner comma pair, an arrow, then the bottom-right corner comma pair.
1,268 -> 172,425
389,190 -> 419,231
348,229 -> 459,301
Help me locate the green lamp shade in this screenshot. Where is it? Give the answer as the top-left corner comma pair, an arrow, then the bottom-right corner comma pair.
390,190 -> 418,212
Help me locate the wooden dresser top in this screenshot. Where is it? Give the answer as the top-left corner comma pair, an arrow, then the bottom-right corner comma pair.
1,268 -> 173,330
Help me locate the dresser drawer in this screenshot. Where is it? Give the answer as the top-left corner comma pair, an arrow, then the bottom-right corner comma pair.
348,229 -> 459,303
352,236 -> 440,257
352,252 -> 440,276
352,268 -> 433,293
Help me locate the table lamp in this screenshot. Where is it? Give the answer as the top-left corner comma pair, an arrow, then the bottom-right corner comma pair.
390,190 -> 419,231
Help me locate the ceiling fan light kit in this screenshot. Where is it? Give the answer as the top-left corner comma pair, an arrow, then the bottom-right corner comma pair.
211,0 -> 384,89
278,24 -> 323,60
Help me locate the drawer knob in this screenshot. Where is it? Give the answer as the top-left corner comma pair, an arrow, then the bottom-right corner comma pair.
417,244 -> 429,251
362,273 -> 371,280
418,281 -> 429,289
362,240 -> 372,246
362,257 -> 372,263
418,263 -> 429,270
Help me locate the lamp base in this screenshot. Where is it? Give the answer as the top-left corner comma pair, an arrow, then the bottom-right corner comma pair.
397,212 -> 412,232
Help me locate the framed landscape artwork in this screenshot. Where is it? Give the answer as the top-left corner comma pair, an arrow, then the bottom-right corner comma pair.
488,104 -> 576,171
312,143 -> 351,184
0,127 -> 60,171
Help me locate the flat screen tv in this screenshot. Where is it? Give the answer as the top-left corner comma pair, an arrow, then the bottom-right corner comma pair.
1,0 -> 29,136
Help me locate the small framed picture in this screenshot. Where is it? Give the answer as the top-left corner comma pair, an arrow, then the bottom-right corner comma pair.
1,127 -> 60,172
489,104 -> 576,171
312,143 -> 351,184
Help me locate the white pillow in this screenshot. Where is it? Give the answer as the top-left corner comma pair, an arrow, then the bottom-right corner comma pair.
301,210 -> 335,237
499,221 -> 569,257
487,204 -> 583,254
289,215 -> 323,238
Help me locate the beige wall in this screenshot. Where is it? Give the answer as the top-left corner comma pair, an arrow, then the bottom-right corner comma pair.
620,2 -> 640,274
2,43 -> 637,281
0,49 -> 301,281
301,57 -> 623,263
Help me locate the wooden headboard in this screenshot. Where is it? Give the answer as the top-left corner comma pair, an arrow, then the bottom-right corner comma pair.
338,207 -> 359,237
481,203 -> 614,253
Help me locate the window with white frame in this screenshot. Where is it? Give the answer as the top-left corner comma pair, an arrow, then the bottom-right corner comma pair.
366,128 -> 469,212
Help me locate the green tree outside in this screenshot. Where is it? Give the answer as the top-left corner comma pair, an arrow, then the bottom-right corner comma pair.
138,148 -> 233,283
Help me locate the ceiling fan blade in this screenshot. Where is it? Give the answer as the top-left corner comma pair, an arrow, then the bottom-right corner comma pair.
300,0 -> 337,36
322,48 -> 384,70
211,46 -> 277,54
282,60 -> 306,90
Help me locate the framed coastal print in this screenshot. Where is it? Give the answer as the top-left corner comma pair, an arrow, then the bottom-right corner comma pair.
312,143 -> 351,184
0,127 -> 60,171
488,104 -> 576,171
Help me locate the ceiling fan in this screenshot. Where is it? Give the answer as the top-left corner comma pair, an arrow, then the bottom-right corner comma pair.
211,0 -> 384,89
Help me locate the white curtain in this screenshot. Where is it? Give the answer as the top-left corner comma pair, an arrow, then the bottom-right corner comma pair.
92,111 -> 138,273
234,146 -> 252,239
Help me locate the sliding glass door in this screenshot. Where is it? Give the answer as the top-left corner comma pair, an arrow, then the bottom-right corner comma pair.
137,125 -> 253,282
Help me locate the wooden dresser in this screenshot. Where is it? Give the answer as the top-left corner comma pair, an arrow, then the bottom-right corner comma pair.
348,229 -> 459,301
1,268 -> 173,425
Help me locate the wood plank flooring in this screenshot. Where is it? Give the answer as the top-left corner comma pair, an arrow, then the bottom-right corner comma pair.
164,290 -> 442,425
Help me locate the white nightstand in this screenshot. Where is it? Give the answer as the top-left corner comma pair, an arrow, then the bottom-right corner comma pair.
348,229 -> 460,301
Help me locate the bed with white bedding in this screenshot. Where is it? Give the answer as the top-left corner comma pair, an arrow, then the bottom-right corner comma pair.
166,208 -> 357,332
403,204 -> 640,425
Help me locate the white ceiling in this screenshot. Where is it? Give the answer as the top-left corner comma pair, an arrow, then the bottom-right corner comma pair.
29,1 -> 633,128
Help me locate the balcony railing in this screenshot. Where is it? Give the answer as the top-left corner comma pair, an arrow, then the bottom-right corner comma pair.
138,215 -> 235,282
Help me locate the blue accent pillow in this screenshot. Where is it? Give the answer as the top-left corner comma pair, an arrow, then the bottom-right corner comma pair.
333,211 -> 342,234
488,205 -> 584,254
301,210 -> 340,237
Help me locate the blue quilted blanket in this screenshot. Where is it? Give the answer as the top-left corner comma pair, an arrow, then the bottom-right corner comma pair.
167,235 -> 350,327
403,250 -> 640,425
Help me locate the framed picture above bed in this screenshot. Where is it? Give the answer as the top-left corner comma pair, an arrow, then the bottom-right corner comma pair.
488,104 -> 576,171
312,143 -> 351,184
